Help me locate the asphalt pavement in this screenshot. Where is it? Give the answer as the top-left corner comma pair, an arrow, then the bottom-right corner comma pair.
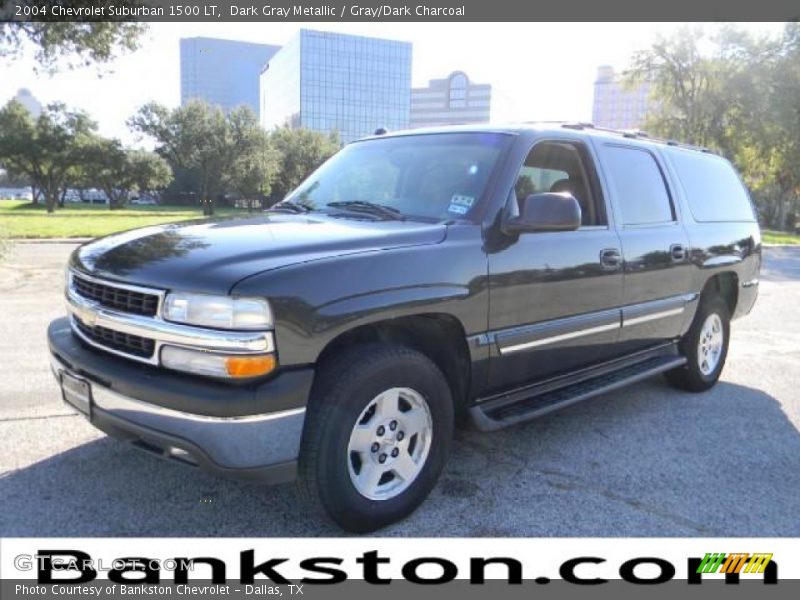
1,243 -> 798,536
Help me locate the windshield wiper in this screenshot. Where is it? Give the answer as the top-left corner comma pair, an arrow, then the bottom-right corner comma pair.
267,200 -> 313,214
326,201 -> 405,220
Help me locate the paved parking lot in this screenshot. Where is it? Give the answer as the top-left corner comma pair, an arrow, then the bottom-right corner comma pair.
1,243 -> 798,536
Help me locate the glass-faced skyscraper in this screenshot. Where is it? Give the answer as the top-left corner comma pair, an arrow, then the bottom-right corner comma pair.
181,37 -> 281,117
260,30 -> 412,144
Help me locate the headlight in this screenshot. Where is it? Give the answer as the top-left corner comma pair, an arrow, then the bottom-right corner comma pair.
163,292 -> 273,330
161,346 -> 277,379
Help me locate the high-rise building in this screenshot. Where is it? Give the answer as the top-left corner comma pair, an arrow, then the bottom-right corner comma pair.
592,65 -> 654,130
13,88 -> 42,118
180,37 -> 281,117
260,30 -> 412,144
409,71 -> 491,128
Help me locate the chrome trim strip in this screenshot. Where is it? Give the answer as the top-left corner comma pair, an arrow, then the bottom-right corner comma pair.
500,322 -> 619,355
622,307 -> 684,327
701,255 -> 743,268
95,385 -> 306,424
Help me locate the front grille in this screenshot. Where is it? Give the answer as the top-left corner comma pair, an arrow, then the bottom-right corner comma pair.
74,317 -> 155,359
72,274 -> 159,317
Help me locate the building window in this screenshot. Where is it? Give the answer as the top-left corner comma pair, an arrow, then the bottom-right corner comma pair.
449,72 -> 468,108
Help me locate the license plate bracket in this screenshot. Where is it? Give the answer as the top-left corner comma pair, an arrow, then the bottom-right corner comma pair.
60,371 -> 92,417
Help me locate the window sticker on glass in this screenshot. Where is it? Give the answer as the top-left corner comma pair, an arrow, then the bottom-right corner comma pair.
448,194 -> 474,215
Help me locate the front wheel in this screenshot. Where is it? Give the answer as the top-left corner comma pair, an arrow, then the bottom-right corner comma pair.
298,344 -> 454,532
665,294 -> 730,392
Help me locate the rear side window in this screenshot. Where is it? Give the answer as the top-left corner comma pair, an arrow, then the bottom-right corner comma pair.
668,149 -> 756,222
601,145 -> 674,226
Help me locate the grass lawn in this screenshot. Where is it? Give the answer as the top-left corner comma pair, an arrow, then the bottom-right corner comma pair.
0,199 -> 248,239
762,230 -> 800,245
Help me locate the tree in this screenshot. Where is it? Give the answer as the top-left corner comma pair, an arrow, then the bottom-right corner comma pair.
0,5 -> 147,72
626,25 -> 800,230
268,127 -> 340,202
0,99 -> 96,212
0,100 -> 39,203
128,148 -> 172,201
625,27 -> 743,151
130,102 -> 292,214
226,107 -> 278,210
750,23 -> 800,230
129,101 -> 231,215
81,137 -> 171,208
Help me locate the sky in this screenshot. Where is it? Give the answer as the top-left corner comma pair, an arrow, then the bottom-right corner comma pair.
0,22 -> 787,147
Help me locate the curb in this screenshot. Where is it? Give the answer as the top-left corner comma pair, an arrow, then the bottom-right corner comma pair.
8,238 -> 93,244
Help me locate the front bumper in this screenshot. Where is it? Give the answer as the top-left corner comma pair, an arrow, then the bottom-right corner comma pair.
48,318 -> 313,483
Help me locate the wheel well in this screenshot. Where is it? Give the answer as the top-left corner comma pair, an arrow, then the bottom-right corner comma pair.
702,272 -> 739,315
315,314 -> 471,419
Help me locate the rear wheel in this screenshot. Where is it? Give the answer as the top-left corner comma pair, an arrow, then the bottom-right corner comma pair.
665,294 -> 730,392
298,344 -> 453,532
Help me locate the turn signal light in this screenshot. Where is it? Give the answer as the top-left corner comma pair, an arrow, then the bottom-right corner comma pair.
161,345 -> 277,379
225,354 -> 277,378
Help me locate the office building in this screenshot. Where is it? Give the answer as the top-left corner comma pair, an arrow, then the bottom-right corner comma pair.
260,30 -> 412,144
409,71 -> 491,128
180,37 -> 281,116
13,88 -> 42,118
592,65 -> 654,130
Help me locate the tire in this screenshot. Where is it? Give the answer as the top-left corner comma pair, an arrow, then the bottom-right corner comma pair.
298,343 -> 454,532
665,294 -> 730,392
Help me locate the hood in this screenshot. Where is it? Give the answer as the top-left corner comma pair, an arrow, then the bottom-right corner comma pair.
71,213 -> 447,294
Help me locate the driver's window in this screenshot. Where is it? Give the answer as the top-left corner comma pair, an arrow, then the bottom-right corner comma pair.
514,141 -> 606,227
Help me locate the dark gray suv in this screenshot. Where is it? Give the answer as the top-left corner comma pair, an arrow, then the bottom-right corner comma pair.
48,123 -> 761,531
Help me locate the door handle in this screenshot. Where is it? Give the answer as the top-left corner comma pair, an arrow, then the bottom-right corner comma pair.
670,244 -> 686,262
600,248 -> 622,269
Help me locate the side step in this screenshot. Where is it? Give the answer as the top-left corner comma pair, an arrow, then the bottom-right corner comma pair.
470,354 -> 687,431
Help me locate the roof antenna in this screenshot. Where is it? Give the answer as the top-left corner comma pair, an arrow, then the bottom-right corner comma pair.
374,127 -> 388,135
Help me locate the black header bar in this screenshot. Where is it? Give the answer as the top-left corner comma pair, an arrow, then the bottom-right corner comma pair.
2,0 -> 799,22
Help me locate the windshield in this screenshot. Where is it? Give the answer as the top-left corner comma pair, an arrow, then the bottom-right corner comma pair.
282,132 -> 511,221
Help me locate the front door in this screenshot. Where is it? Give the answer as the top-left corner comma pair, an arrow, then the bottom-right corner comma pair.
486,139 -> 625,393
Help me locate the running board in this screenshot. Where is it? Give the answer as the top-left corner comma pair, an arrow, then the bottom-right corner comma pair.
470,354 -> 687,431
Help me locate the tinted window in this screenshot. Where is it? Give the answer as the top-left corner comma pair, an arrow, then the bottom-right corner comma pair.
668,149 -> 755,222
602,145 -> 674,225
514,141 -> 606,226
285,132 -> 510,221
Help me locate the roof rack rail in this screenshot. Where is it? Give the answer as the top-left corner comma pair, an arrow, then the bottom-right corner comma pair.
524,121 -> 715,155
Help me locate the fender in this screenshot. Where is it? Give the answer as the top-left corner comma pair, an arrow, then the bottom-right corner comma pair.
231,225 -> 490,367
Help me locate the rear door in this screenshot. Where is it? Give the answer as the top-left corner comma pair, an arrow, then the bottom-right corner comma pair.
591,141 -> 693,352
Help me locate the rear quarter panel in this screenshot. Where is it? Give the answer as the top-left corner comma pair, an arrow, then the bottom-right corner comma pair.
657,146 -> 762,329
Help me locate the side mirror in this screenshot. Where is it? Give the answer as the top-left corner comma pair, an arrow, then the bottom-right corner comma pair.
503,192 -> 581,234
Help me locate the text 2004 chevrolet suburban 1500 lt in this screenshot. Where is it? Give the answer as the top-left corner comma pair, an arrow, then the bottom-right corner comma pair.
48,124 -> 761,531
